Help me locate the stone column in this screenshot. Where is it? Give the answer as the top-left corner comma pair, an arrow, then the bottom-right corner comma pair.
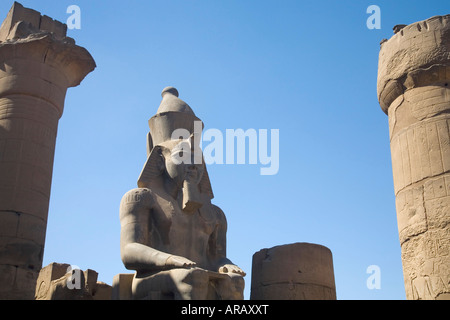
0,2 -> 95,299
250,243 -> 336,300
377,15 -> 450,300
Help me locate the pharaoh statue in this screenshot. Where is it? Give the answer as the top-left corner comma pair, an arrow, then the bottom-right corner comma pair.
119,87 -> 245,300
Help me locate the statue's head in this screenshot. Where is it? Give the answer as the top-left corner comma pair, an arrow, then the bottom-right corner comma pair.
137,87 -> 213,213
158,138 -> 205,186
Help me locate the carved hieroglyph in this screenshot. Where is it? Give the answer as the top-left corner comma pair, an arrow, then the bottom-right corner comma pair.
119,87 -> 245,300
250,243 -> 336,300
377,15 -> 450,300
0,2 -> 95,299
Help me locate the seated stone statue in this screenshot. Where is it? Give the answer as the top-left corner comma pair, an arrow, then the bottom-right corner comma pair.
119,87 -> 245,300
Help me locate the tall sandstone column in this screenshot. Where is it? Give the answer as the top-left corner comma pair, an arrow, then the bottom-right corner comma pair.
377,15 -> 450,300
0,3 -> 95,299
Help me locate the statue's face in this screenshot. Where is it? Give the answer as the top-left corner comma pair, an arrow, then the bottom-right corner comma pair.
162,141 -> 204,187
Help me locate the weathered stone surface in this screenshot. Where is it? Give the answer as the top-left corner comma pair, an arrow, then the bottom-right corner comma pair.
250,243 -> 336,300
0,2 -> 95,299
111,273 -> 134,300
119,87 -> 245,300
377,15 -> 450,300
92,282 -> 113,300
35,263 -> 112,300
0,264 -> 38,299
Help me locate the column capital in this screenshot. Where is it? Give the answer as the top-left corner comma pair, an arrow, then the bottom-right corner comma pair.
377,15 -> 450,114
0,2 -> 95,116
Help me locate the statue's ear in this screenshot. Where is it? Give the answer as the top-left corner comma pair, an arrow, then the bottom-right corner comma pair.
137,145 -> 164,188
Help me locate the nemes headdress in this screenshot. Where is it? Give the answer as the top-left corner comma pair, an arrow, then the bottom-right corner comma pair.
137,87 -> 214,199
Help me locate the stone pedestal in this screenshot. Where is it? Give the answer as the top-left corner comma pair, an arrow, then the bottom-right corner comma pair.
0,2 -> 95,299
377,15 -> 450,300
250,243 -> 336,300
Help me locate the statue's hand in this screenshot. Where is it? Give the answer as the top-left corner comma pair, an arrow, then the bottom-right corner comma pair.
166,255 -> 197,269
219,264 -> 246,276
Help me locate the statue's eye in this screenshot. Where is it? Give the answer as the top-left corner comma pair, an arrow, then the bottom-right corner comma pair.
179,151 -> 184,158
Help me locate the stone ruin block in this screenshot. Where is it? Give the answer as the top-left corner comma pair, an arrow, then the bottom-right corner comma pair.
0,1 -> 67,42
35,262 -> 112,300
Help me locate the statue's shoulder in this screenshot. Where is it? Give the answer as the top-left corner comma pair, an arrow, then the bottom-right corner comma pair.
211,204 -> 227,222
120,187 -> 155,208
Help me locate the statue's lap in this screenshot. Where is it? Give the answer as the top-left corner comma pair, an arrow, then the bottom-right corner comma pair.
132,268 -> 244,300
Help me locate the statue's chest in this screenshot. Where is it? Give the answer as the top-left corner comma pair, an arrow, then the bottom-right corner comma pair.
153,195 -> 217,242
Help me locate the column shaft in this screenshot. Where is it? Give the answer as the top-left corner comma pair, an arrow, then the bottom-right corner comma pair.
377,15 -> 450,300
0,2 -> 95,299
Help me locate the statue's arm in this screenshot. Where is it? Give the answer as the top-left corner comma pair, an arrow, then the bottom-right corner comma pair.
211,205 -> 231,265
212,205 -> 246,276
120,188 -> 195,271
119,188 -> 170,271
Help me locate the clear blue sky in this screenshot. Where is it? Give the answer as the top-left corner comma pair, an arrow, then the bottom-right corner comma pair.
2,0 -> 448,300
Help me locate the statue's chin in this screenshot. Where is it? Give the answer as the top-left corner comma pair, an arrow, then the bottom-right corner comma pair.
182,180 -> 203,214
182,200 -> 202,213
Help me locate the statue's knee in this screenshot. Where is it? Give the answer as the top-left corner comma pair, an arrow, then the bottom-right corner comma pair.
230,275 -> 245,292
181,268 -> 209,287
169,268 -> 210,289
169,268 -> 209,299
225,275 -> 244,300
212,274 -> 244,300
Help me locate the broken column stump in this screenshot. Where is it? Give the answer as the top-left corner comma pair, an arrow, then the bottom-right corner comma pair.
250,243 -> 337,300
